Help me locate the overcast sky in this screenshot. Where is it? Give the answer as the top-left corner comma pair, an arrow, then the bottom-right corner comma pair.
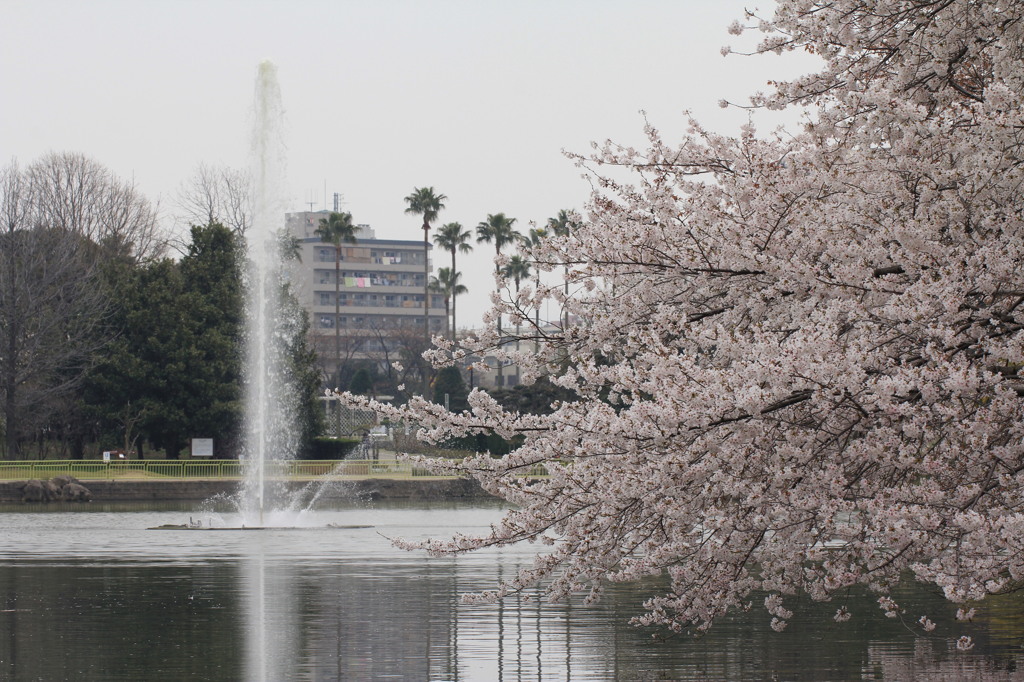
2,0 -> 818,329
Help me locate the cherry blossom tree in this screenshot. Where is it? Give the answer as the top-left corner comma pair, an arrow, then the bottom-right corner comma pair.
345,0 -> 1024,637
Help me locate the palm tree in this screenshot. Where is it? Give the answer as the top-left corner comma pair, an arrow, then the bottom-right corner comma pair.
404,187 -> 447,345
547,209 -> 576,330
526,227 -> 549,352
433,222 -> 473,340
501,254 -> 531,385
429,267 -> 467,339
501,254 -> 531,295
314,211 -> 358,379
476,212 -> 521,273
476,212 -> 520,386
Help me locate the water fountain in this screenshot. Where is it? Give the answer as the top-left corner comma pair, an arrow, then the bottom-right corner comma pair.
153,62 -> 368,531
242,59 -> 293,527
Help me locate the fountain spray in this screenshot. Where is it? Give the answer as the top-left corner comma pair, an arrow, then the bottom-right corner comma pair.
242,61 -> 295,526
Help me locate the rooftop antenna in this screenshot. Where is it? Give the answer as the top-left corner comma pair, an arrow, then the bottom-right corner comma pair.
333,192 -> 341,212
306,189 -> 315,212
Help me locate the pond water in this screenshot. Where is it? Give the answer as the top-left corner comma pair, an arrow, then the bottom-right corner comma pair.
0,500 -> 1022,681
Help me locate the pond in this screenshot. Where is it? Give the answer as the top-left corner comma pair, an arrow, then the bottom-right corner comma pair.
0,501 -> 1022,680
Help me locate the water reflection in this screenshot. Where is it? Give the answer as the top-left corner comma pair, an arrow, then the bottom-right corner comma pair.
0,502 -> 1022,680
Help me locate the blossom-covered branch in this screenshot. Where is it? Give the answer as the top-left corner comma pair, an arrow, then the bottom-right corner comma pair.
351,0 -> 1024,635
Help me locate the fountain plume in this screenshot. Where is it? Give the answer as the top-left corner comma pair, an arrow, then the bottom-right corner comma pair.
242,60 -> 297,526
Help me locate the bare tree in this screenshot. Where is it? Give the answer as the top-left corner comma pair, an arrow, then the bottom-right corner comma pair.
28,152 -> 163,262
0,154 -> 162,458
174,163 -> 252,241
0,162 -> 111,458
370,321 -> 434,397
310,325 -> 364,389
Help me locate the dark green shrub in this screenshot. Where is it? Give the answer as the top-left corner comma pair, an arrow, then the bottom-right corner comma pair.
306,437 -> 360,460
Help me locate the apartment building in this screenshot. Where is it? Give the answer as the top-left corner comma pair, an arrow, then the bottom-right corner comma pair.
286,211 -> 446,377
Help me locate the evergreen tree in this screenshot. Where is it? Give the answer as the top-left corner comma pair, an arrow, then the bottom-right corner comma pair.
84,258 -> 191,457
277,282 -> 325,455
432,366 -> 468,413
178,223 -> 246,456
348,367 -> 374,396
87,222 -> 323,458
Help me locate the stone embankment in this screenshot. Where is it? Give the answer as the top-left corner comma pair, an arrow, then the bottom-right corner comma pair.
0,477 -> 489,504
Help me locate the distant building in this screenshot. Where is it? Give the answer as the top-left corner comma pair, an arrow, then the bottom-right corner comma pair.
286,211 -> 446,379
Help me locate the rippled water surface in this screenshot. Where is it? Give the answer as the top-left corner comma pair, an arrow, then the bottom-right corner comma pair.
1,501 -> 1022,680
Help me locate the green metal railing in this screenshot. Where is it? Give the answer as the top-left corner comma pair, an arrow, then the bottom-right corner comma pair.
0,459 -> 468,481
0,458 -> 552,482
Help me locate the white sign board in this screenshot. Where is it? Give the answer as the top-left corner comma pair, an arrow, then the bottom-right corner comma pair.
191,438 -> 214,457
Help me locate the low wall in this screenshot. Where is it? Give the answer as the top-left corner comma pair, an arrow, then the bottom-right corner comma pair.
0,477 -> 490,504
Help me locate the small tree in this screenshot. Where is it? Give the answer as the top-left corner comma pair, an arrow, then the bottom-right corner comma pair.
432,366 -> 468,413
348,367 -> 374,396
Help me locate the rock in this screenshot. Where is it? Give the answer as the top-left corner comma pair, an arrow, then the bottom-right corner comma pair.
20,477 -> 92,503
21,479 -> 63,503
41,479 -> 61,501
61,482 -> 92,502
20,479 -> 47,503
51,475 -> 81,489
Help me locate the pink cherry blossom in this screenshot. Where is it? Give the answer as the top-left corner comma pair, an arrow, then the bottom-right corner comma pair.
343,0 -> 1024,634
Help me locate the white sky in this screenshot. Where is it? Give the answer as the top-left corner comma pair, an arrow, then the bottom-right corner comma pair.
1,0 -> 818,330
